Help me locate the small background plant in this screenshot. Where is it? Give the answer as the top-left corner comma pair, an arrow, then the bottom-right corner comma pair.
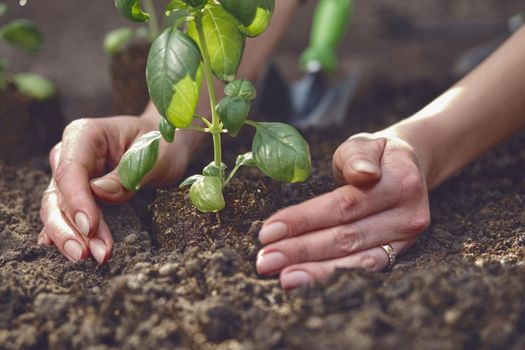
0,1 -> 55,100
115,0 -> 312,213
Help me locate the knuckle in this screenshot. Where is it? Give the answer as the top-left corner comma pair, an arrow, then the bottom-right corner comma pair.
360,254 -> 382,270
334,189 -> 360,222
406,209 -> 431,233
54,162 -> 70,183
63,118 -> 91,136
399,171 -> 425,198
334,225 -> 360,254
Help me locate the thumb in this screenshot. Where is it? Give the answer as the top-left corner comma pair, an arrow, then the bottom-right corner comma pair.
90,168 -> 134,205
333,135 -> 386,187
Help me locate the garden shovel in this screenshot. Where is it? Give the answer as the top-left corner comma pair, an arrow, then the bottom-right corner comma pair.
257,0 -> 358,129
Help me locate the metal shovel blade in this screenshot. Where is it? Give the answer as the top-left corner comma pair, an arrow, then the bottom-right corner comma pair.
257,63 -> 360,129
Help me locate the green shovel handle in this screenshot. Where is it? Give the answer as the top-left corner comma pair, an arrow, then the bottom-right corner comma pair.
300,0 -> 353,72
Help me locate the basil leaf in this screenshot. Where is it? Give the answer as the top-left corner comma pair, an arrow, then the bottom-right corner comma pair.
114,0 -> 149,22
181,0 -> 207,8
147,27 -> 203,129
224,79 -> 257,100
179,174 -> 202,188
235,152 -> 256,168
159,118 -> 176,143
0,19 -> 42,52
202,162 -> 227,179
118,131 -> 161,191
103,27 -> 135,55
252,122 -> 311,183
218,0 -> 256,27
188,5 -> 244,82
0,3 -> 8,16
216,96 -> 250,137
245,0 -> 274,37
12,73 -> 56,100
0,59 -> 8,89
189,176 -> 225,213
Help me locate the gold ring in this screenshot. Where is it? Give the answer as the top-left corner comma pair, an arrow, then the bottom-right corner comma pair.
380,243 -> 397,269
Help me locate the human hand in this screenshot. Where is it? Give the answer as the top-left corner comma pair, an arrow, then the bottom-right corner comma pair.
256,132 -> 431,289
38,109 -> 193,264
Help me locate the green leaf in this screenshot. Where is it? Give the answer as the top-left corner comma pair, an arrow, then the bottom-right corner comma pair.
245,0 -> 274,37
216,96 -> 250,137
103,27 -> 135,55
181,0 -> 207,8
0,59 -> 8,89
0,3 -> 8,16
114,0 -> 149,22
159,118 -> 176,143
188,5 -> 244,82
146,27 -> 203,129
252,122 -> 311,183
235,152 -> 256,168
202,162 -> 227,179
218,0 -> 257,27
118,131 -> 161,191
189,175 -> 225,212
0,19 -> 43,52
12,73 -> 56,100
224,79 -> 257,100
179,174 -> 202,188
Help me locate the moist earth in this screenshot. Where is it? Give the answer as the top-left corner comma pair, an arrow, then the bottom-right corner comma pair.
1,77 -> 524,349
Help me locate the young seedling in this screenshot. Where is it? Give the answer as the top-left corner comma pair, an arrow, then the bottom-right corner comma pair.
116,0 -> 312,213
0,2 -> 55,100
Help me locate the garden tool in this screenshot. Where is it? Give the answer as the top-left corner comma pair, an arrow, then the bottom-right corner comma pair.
257,0 -> 359,129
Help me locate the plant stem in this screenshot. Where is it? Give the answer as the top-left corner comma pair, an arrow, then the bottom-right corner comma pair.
224,163 -> 241,186
195,14 -> 222,170
144,0 -> 160,41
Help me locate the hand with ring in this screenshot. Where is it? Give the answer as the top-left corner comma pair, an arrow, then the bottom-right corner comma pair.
256,132 -> 431,290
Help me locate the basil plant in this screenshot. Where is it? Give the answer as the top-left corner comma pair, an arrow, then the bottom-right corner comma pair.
0,2 -> 55,99
116,0 -> 312,213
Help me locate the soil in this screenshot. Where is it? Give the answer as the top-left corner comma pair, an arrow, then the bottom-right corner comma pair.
0,82 -> 64,163
1,76 -> 524,349
110,41 -> 151,117
2,1 -> 525,349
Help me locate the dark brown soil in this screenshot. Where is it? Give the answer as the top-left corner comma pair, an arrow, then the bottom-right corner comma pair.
1,76 -> 524,349
110,41 -> 150,116
0,82 -> 64,163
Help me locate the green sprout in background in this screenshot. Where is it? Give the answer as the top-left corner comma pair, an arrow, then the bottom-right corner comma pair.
0,1 -> 55,100
115,0 -> 312,213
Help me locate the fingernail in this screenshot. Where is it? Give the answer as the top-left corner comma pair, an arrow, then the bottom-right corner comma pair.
281,270 -> 311,290
352,160 -> 379,174
74,212 -> 90,237
259,222 -> 288,244
91,178 -> 121,194
64,240 -> 83,262
256,251 -> 287,274
89,238 -> 108,264
37,234 -> 44,245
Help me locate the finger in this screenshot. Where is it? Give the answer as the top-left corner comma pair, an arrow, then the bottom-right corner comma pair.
37,228 -> 54,246
53,119 -> 105,238
90,168 -> 134,205
333,134 -> 386,187
279,241 -> 407,290
88,216 -> 113,264
256,207 -> 429,275
49,142 -> 62,172
259,184 -> 395,245
40,189 -> 89,262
